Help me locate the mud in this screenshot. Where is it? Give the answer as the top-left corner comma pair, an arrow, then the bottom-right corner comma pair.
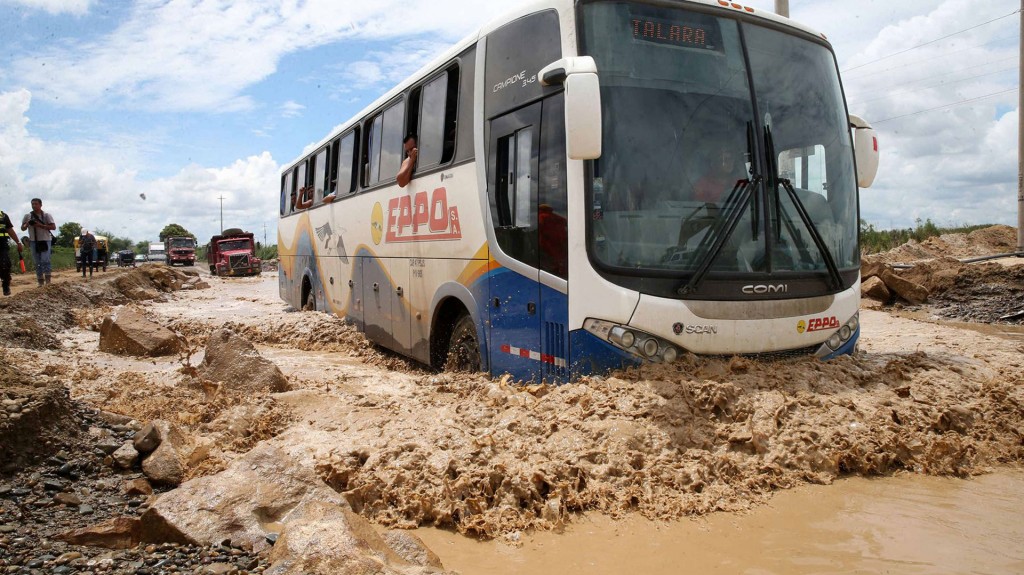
2,227 -> 1024,558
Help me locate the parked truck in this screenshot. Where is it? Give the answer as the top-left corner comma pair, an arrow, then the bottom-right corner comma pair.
207,228 -> 261,277
148,242 -> 166,263
166,236 -> 197,266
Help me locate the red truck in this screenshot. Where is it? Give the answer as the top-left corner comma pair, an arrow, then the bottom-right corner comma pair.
166,236 -> 196,266
206,229 -> 261,277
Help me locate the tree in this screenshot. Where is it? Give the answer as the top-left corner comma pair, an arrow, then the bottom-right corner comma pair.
136,240 -> 150,253
159,224 -> 194,242
56,222 -> 82,248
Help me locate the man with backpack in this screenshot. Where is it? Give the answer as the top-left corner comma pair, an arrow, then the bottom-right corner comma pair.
80,229 -> 97,279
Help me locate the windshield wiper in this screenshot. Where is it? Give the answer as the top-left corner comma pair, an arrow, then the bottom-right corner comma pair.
763,125 -> 843,290
677,122 -> 761,296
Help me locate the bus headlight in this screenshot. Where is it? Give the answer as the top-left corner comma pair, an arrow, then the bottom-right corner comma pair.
609,326 -> 636,348
662,346 -> 678,363
824,312 -> 859,351
641,338 -> 660,357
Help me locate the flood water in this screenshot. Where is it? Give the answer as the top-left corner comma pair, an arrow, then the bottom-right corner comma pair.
416,469 -> 1024,575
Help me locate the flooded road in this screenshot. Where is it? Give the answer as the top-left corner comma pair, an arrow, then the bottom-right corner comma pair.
416,469 -> 1024,575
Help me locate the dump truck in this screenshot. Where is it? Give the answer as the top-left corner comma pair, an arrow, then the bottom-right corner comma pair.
166,236 -> 197,266
207,228 -> 261,277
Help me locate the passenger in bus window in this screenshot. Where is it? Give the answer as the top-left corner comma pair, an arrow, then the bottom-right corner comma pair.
693,146 -> 745,204
397,134 -> 418,188
294,185 -> 314,210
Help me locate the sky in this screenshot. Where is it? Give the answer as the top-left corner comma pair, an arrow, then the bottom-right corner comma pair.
0,0 -> 1019,246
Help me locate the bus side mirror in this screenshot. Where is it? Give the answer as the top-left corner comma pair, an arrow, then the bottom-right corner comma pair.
849,114 -> 878,188
540,57 -> 602,160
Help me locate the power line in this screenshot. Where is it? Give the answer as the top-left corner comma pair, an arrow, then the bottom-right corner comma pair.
843,9 -> 1020,73
843,32 -> 1019,81
848,65 -> 1017,107
871,87 -> 1018,124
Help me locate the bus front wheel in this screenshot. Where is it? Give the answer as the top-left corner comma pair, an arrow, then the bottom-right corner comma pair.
445,314 -> 480,373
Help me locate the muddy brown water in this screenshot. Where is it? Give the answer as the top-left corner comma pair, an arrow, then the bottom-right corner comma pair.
416,469 -> 1024,575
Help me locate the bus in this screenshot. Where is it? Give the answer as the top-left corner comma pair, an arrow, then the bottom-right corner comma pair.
278,0 -> 880,383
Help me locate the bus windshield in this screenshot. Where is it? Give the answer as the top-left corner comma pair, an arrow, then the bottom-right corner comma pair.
581,1 -> 858,278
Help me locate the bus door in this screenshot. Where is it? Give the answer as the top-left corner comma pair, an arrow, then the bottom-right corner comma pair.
362,256 -> 396,350
487,102 -> 543,380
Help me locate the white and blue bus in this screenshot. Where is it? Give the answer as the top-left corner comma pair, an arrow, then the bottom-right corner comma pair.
278,0 -> 879,382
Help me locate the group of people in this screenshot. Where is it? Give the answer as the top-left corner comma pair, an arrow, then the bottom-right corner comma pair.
1,198 -> 56,295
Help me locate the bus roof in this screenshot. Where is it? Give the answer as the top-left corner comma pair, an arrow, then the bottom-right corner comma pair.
285,0 -> 828,171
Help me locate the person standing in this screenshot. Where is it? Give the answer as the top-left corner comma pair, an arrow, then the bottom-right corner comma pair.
0,208 -> 25,296
21,198 -> 56,286
79,229 -> 97,279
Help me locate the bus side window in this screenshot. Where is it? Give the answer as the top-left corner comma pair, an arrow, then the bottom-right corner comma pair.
417,65 -> 460,168
280,170 -> 293,216
327,137 -> 340,197
336,130 -> 357,197
313,147 -> 327,204
361,100 -> 404,188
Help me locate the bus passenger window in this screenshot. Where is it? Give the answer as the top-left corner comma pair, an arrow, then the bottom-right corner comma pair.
280,171 -> 293,216
313,148 -> 327,202
328,131 -> 356,202
418,73 -> 447,167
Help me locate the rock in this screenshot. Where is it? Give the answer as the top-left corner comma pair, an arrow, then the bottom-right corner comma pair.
381,530 -> 444,570
880,269 -> 929,305
53,492 -> 82,506
112,441 -> 139,468
124,478 -> 154,496
861,275 -> 890,302
197,329 -> 290,395
133,422 -> 163,454
861,260 -> 888,280
266,501 -> 434,575
140,444 -> 347,552
98,308 -> 184,357
58,517 -> 143,550
140,421 -> 190,487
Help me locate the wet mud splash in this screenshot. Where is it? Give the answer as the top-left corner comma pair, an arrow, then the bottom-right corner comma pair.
314,350 -> 1024,540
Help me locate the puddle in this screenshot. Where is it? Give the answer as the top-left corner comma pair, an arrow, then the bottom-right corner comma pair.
415,469 -> 1024,575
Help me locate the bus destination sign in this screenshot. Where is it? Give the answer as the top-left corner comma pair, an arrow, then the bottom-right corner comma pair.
630,17 -> 714,49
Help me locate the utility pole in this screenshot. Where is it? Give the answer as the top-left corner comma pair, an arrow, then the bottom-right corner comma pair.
775,0 -> 789,17
218,195 -> 225,234
1018,0 -> 1023,254
263,222 -> 267,246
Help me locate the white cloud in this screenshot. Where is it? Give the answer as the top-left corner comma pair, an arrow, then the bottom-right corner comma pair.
0,0 -> 92,15
8,0 -> 524,113
280,100 -> 304,118
0,89 -> 279,244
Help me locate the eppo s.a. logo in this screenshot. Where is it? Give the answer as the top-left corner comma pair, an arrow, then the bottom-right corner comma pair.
385,187 -> 462,243
797,315 -> 839,334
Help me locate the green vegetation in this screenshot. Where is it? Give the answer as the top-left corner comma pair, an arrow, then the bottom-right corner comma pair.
860,219 -> 994,255
256,244 -> 278,261
6,245 -> 77,272
159,223 -> 195,242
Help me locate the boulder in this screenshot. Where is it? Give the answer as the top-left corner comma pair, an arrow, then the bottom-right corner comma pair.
140,444 -> 347,552
140,420 -> 190,487
98,308 -> 183,357
861,275 -> 890,302
58,517 -> 142,549
879,269 -> 929,305
381,531 -> 444,570
112,441 -> 139,469
133,422 -> 162,454
266,501 -> 442,575
198,329 -> 290,395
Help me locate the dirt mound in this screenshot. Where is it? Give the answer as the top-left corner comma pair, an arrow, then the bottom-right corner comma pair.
314,350 -> 1024,540
0,267 -> 199,350
0,351 -> 82,473
868,225 -> 1017,265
